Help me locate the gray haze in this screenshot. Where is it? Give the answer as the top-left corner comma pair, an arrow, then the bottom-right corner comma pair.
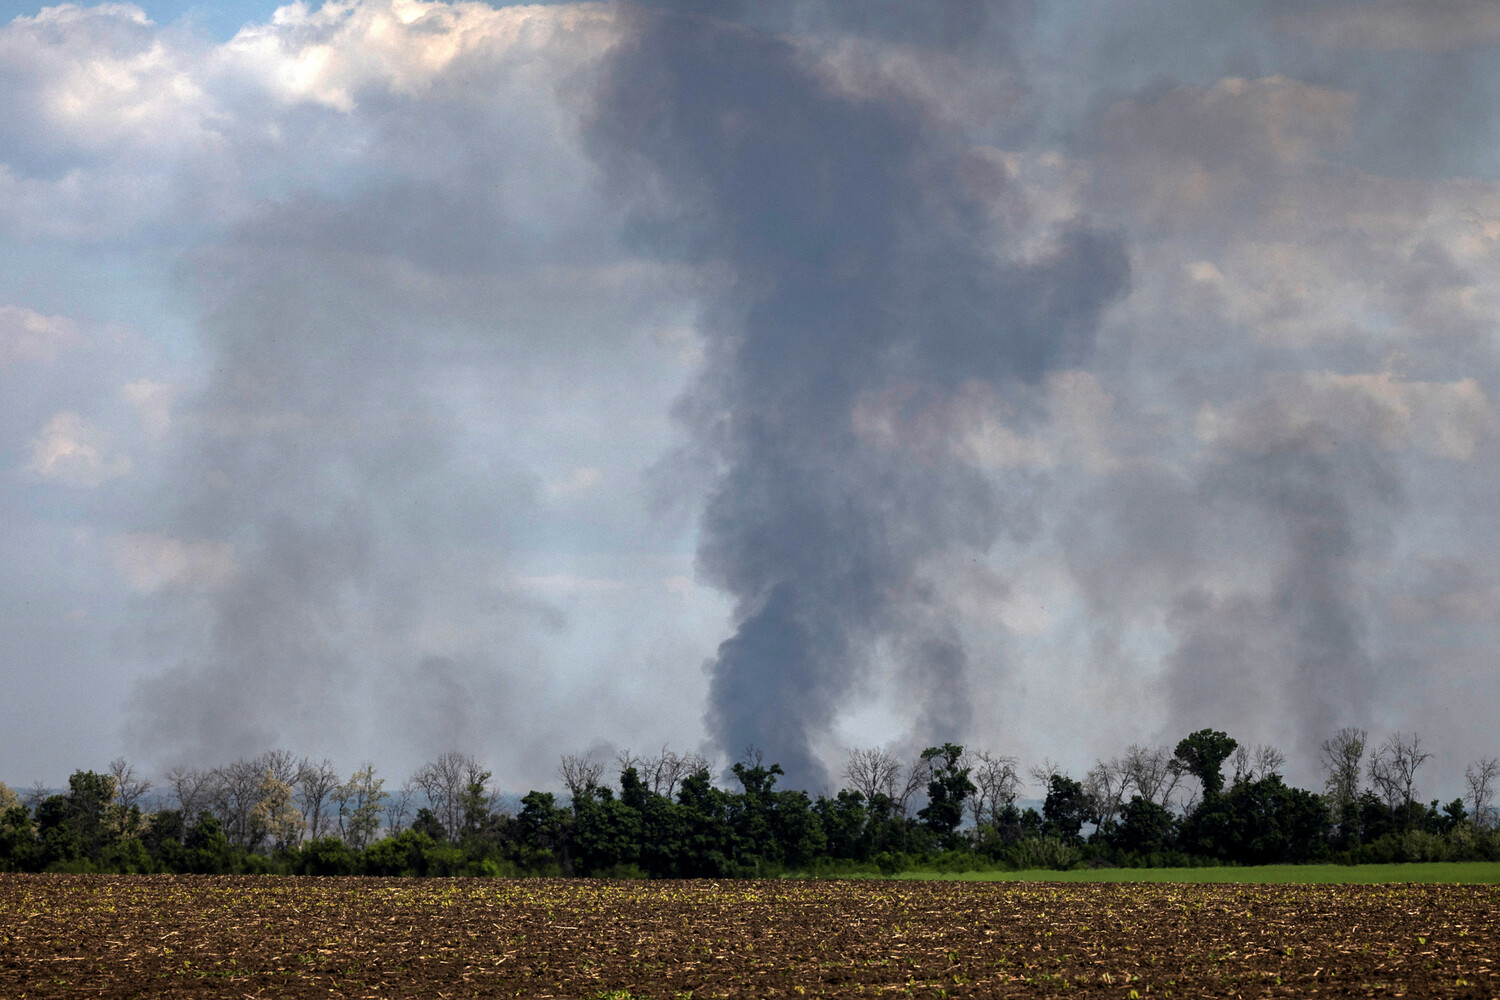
2,0 -> 1499,797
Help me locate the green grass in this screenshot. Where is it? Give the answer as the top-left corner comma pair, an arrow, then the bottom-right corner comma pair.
893,862 -> 1500,884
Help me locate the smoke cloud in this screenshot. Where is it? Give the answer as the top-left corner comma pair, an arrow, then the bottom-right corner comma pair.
590,5 -> 1127,786
5,0 -> 1500,794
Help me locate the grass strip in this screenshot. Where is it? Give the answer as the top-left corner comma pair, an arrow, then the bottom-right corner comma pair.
893,861 -> 1500,883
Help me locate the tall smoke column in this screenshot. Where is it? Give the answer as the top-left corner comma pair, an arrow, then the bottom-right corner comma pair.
592,5 -> 1128,787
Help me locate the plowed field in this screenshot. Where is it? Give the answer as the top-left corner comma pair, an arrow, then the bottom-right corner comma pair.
2,874 -> 1496,998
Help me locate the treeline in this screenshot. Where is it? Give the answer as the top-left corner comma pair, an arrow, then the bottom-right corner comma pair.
2,729 -> 1497,877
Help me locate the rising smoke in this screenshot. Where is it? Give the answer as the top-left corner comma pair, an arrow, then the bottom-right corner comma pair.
590,4 -> 1128,787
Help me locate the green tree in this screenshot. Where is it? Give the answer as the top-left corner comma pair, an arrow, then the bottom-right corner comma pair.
1042,774 -> 1092,845
294,836 -> 357,875
1172,729 -> 1238,799
142,809 -> 185,869
571,784 -> 643,875
1109,795 -> 1175,856
1179,775 -> 1331,864
729,753 -> 784,870
637,789 -> 692,877
672,769 -> 732,876
917,744 -> 975,848
0,804 -> 37,872
815,790 -> 868,860
360,829 -> 441,877
460,777 -> 494,842
1440,798 -> 1468,833
767,788 -> 826,869
183,812 -> 233,874
67,770 -> 117,861
410,808 -> 447,842
516,791 -> 570,864
35,796 -> 86,870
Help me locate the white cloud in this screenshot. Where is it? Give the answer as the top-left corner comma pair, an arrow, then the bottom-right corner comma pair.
506,573 -> 627,596
219,0 -> 617,111
121,379 -> 175,438
1,3 -> 214,155
661,574 -> 694,597
651,324 -> 704,367
0,0 -> 618,241
24,411 -> 131,485
0,305 -> 77,366
545,465 -> 603,497
107,532 -> 239,593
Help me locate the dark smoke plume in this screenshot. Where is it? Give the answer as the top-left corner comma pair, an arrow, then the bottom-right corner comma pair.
591,5 -> 1128,786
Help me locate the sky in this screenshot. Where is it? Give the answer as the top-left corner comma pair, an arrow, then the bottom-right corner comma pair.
3,0 -> 1499,802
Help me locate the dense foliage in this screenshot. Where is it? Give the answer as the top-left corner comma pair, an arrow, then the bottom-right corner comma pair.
2,730 -> 1496,877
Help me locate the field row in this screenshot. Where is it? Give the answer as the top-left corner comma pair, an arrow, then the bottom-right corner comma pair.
2,874 -> 1497,997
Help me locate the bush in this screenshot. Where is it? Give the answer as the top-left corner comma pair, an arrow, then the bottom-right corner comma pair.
1004,836 -> 1079,871
360,830 -> 438,877
296,837 -> 358,876
1397,829 -> 1451,863
99,838 -> 153,874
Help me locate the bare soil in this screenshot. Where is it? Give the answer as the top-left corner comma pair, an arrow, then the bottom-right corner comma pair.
1,873 -> 1496,997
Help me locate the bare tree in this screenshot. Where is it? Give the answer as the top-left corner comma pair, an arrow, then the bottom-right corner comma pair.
842,746 -> 903,804
258,749 -> 301,786
558,753 -> 607,799
614,748 -> 645,778
637,745 -> 709,799
107,757 -> 152,812
165,765 -> 213,820
207,759 -> 265,850
967,751 -> 1021,827
25,781 -> 50,810
1229,745 -> 1252,785
1028,757 -> 1062,795
387,778 -> 417,832
1320,726 -> 1366,832
1084,757 -> 1128,825
1254,744 -> 1287,780
410,752 -> 489,840
1120,744 -> 1180,808
295,758 -> 341,841
1230,744 -> 1287,785
1465,758 -> 1498,829
1368,732 -> 1431,814
672,750 -> 711,797
896,752 -> 936,817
